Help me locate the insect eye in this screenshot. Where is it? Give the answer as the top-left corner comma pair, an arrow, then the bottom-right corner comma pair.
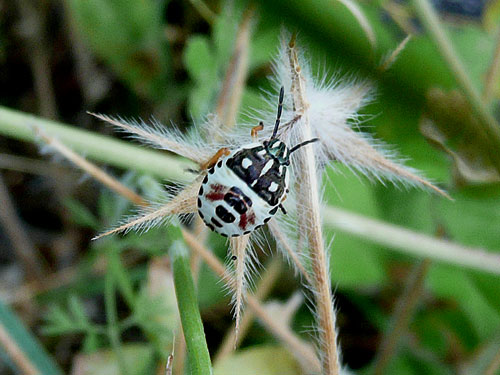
263,141 -> 268,147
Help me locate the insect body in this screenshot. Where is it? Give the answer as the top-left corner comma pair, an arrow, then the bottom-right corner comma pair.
197,87 -> 318,237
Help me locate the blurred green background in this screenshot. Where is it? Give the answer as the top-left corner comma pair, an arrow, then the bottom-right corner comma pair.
1,0 -> 500,374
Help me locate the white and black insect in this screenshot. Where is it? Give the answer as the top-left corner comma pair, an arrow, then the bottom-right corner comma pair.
197,87 -> 318,237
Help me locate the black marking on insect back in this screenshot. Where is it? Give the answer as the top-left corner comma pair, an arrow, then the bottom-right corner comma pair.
198,211 -> 204,219
217,160 -> 222,168
209,167 -> 215,174
216,205 -> 235,223
243,230 -> 251,235
211,218 -> 223,228
202,175 -> 208,184
264,217 -> 271,223
206,223 -> 215,231
198,186 -> 204,195
229,146 -> 286,206
197,198 -> 202,208
231,255 -> 237,261
224,186 -> 252,214
269,206 -> 278,215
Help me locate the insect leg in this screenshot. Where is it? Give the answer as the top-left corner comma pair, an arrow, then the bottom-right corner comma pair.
200,147 -> 230,170
251,121 -> 264,139
279,204 -> 287,214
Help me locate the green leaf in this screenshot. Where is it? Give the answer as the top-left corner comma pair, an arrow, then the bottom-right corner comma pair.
64,198 -> 99,229
324,166 -> 387,288
68,0 -> 171,101
184,36 -> 216,83
0,300 -> 63,375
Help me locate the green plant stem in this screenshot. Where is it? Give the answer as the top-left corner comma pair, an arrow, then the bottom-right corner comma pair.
107,248 -> 136,308
1,107 -> 499,275
170,233 -> 212,375
104,266 -> 130,375
0,106 -> 193,181
412,0 -> 500,172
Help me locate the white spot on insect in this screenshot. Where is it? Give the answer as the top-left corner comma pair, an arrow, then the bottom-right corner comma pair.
269,182 -> 279,192
260,160 -> 274,176
242,158 -> 252,169
278,165 -> 283,174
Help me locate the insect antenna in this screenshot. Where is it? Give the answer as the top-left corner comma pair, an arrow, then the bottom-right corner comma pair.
271,86 -> 285,139
289,138 -> 320,153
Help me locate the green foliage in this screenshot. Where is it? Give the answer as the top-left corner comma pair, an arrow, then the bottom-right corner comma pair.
68,0 -> 171,101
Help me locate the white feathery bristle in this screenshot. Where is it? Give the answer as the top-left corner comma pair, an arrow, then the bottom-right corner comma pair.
248,35 -> 448,197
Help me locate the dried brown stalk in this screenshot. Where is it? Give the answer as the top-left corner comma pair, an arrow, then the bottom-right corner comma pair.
214,6 -> 254,131
373,259 -> 431,375
0,173 -> 45,282
379,35 -> 412,73
287,34 -> 340,375
93,179 -> 200,239
483,27 -> 500,103
35,127 -> 147,206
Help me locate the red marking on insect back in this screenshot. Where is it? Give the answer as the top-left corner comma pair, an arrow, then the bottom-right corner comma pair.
238,212 -> 256,230
206,184 -> 226,201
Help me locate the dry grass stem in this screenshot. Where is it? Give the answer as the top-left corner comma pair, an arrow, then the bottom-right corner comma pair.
214,6 -> 253,131
379,35 -> 412,72
483,27 -> 500,103
35,127 -> 147,206
287,35 -> 340,375
0,173 -> 45,282
268,219 -> 313,285
0,323 -> 38,375
230,234 -> 251,338
373,259 -> 431,375
89,113 -> 211,165
0,153 -> 74,177
16,0 -> 58,119
337,0 -> 376,50
215,258 -> 282,362
93,180 -> 200,239
181,229 -> 321,372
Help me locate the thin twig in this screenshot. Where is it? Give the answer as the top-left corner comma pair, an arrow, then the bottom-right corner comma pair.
287,35 -> 340,375
188,0 -> 216,25
412,0 -> 500,173
373,259 -> 431,375
379,35 -> 412,72
0,173 -> 45,282
35,127 -> 148,206
0,153 -> 75,177
16,0 -> 58,119
0,323 -> 38,375
215,6 -> 254,133
181,229 -> 321,373
214,258 -> 282,362
483,27 -> 500,103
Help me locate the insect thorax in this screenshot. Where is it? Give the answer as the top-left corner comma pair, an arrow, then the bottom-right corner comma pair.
226,144 -> 288,206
